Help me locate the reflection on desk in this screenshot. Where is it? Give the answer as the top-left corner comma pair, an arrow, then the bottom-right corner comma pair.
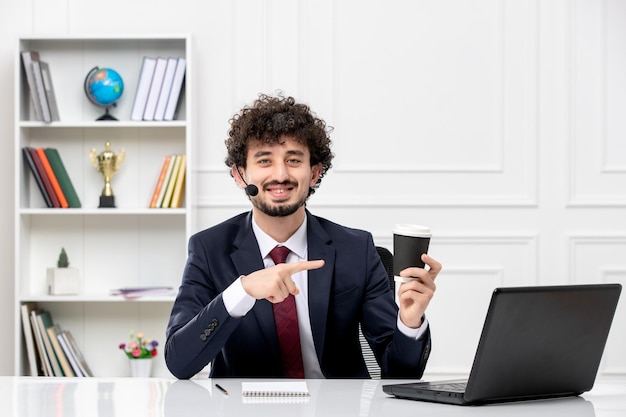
2,377 -> 625,417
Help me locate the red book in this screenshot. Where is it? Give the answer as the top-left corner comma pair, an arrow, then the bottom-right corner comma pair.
28,147 -> 60,208
36,147 -> 68,208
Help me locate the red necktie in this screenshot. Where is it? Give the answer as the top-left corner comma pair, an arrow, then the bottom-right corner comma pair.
269,245 -> 305,378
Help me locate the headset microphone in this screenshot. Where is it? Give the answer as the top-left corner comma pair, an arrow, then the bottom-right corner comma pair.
245,183 -> 259,197
234,165 -> 259,197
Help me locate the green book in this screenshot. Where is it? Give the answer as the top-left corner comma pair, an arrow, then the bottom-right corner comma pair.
36,310 -> 64,376
44,148 -> 81,208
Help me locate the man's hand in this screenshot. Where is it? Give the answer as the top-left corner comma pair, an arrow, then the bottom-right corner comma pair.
397,254 -> 442,329
241,260 -> 325,303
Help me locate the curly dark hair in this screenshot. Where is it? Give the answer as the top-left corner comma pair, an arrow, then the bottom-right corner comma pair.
225,93 -> 334,195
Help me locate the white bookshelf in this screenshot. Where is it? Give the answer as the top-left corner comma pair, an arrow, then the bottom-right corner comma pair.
13,35 -> 193,377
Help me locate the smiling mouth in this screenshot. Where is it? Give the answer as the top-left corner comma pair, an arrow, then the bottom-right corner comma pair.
265,182 -> 296,197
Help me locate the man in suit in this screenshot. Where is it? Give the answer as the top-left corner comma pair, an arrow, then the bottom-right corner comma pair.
165,93 -> 442,379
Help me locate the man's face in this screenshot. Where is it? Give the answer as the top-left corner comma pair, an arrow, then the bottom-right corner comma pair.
243,136 -> 321,217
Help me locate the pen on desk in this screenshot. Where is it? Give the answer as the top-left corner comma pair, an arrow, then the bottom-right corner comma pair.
215,383 -> 229,396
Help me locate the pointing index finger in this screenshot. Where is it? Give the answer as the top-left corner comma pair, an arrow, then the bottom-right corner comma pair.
285,259 -> 325,275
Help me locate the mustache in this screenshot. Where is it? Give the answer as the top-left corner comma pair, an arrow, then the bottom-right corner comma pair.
263,180 -> 298,188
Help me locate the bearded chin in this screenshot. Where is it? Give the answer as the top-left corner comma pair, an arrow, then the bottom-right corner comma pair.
255,197 -> 306,217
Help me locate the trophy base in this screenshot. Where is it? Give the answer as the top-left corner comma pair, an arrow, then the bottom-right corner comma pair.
99,196 -> 116,208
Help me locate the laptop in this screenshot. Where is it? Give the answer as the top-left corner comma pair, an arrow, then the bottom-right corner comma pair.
383,283 -> 622,405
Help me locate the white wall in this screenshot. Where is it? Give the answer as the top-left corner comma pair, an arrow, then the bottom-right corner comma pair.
1,0 -> 625,378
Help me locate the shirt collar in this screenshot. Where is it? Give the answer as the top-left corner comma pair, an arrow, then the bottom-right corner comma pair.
252,213 -> 308,260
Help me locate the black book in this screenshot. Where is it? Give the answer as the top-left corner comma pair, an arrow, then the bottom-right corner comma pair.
22,146 -> 52,207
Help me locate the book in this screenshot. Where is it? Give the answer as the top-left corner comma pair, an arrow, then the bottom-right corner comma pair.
47,325 -> 75,377
130,56 -> 157,121
161,154 -> 182,208
20,50 -> 44,121
30,53 -> 52,122
20,302 -> 41,376
110,286 -> 175,298
44,148 -> 81,208
170,154 -> 186,208
153,57 -> 178,121
57,332 -> 84,377
241,381 -> 310,397
36,311 -> 64,376
143,57 -> 168,120
39,61 -> 60,121
163,57 -> 186,121
155,154 -> 177,208
149,155 -> 172,208
22,147 -> 52,208
62,330 -> 94,377
28,147 -> 60,208
36,147 -> 68,208
30,310 -> 52,376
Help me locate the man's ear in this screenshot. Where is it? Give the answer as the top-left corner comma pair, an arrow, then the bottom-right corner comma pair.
310,163 -> 322,186
231,164 -> 246,188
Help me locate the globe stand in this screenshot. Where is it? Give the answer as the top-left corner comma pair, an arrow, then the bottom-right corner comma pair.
96,106 -> 118,121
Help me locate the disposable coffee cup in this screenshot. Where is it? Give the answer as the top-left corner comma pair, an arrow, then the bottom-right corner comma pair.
393,224 -> 431,304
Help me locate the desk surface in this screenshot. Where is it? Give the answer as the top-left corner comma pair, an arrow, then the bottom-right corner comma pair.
1,377 -> 625,417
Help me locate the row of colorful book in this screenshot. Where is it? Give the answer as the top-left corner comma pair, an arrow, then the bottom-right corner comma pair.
20,303 -> 94,377
149,154 -> 186,208
21,50 -> 60,123
22,147 -> 81,208
130,56 -> 186,121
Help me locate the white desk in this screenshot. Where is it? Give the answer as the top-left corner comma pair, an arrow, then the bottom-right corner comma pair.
2,377 -> 625,417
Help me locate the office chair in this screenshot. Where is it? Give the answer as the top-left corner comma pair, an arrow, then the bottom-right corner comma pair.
359,246 -> 394,379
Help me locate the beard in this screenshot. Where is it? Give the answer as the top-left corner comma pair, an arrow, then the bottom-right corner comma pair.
252,186 -> 308,217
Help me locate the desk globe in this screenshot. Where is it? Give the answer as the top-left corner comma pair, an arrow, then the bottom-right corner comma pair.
84,67 -> 124,121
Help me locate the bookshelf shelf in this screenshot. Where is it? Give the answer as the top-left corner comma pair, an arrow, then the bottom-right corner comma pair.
14,35 -> 193,378
19,121 -> 188,128
20,295 -> 176,303
20,208 -> 187,216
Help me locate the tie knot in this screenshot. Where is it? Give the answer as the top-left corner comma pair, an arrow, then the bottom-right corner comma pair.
270,245 -> 291,265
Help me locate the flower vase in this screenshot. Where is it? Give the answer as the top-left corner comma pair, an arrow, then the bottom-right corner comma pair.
129,358 -> 153,377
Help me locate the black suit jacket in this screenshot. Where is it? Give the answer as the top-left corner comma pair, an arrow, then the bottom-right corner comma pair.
165,210 -> 431,379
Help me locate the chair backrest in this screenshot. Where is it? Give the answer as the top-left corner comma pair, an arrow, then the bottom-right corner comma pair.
359,246 -> 394,379
376,245 -> 394,292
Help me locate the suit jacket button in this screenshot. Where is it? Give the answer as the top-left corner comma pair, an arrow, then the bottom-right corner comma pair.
200,334 -> 207,341
212,319 -> 218,326
204,329 -> 211,336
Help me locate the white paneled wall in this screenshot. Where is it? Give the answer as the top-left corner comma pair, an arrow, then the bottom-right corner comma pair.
0,0 -> 624,378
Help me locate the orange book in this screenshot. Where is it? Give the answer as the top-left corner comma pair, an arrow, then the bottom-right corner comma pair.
149,155 -> 172,208
36,147 -> 68,208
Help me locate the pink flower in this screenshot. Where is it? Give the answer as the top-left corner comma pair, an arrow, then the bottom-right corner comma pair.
120,330 -> 159,359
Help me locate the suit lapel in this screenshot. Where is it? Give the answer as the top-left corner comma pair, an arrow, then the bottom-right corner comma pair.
306,213 -> 334,365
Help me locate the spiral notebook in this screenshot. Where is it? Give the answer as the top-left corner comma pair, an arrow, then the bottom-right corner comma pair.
241,381 -> 310,397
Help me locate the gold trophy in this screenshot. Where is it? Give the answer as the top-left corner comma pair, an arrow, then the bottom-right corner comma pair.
89,141 -> 125,208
